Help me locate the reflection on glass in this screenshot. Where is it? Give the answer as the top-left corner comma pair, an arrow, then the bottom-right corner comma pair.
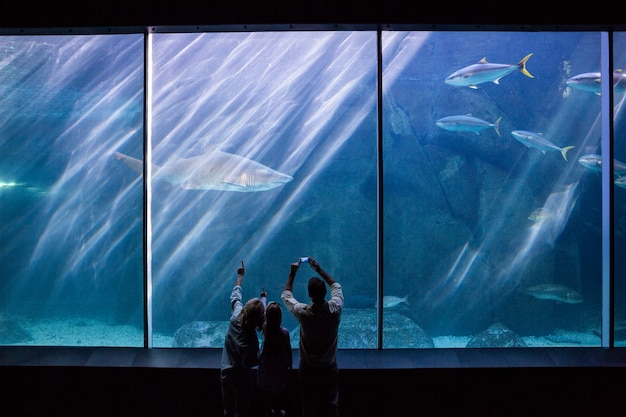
0,35 -> 145,346
148,32 -> 378,348
613,32 -> 626,347
382,31 -> 601,347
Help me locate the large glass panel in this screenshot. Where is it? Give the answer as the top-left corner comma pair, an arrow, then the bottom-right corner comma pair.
613,32 -> 626,347
147,32 -> 378,348
0,35 -> 145,346
382,31 -> 602,347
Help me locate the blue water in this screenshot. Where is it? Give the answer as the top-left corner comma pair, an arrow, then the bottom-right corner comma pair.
1,31 -> 625,347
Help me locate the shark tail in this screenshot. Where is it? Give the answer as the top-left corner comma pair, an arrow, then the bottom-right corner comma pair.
561,146 -> 576,161
518,53 -> 534,78
493,116 -> 503,137
114,151 -> 162,175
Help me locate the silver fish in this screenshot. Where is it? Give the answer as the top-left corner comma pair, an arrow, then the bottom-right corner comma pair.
577,154 -> 626,176
615,176 -> 626,188
510,130 -> 575,161
445,53 -> 534,89
115,150 -> 293,192
565,70 -> 626,95
522,284 -> 583,304
528,207 -> 553,222
375,295 -> 410,309
436,115 -> 502,136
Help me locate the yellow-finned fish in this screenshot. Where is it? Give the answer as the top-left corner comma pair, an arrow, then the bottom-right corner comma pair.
566,70 -> 626,95
510,130 -> 575,161
445,53 -> 534,89
577,154 -> 626,176
436,115 -> 502,136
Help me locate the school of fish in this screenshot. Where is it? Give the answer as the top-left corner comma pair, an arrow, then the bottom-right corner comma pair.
438,51 -> 596,307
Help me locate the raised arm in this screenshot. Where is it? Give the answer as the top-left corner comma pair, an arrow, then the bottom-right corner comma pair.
236,260 -> 245,287
284,261 -> 300,292
308,257 -> 336,286
230,261 -> 246,314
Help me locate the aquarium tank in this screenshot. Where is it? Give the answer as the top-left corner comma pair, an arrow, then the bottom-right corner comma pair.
0,29 -> 624,349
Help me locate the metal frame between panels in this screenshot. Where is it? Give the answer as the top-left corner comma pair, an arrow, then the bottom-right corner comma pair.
601,32 -> 615,348
143,30 -> 154,349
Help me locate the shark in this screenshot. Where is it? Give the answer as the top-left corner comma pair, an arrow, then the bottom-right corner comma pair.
114,149 -> 293,192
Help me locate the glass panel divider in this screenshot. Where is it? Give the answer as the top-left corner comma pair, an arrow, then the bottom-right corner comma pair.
144,30 -> 154,349
600,30 -> 614,348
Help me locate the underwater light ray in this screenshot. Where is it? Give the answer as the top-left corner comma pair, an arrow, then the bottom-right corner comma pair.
491,83 -> 593,292
27,191 -> 85,268
150,32 -> 378,296
27,125 -> 142,277
102,216 -> 142,263
382,32 -> 431,89
152,34 -> 341,160
52,73 -> 143,148
47,125 -> 141,202
60,217 -> 112,280
152,193 -> 223,253
152,187 -> 289,295
427,242 -> 479,309
151,190 -> 216,246
519,183 -> 579,259
28,166 -> 107,271
62,170 -> 143,270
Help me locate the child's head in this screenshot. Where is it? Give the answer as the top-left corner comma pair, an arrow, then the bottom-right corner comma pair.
265,301 -> 282,330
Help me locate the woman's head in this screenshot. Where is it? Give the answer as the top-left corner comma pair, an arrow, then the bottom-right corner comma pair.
241,297 -> 265,331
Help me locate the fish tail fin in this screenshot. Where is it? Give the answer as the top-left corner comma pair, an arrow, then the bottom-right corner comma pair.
115,151 -> 161,175
115,152 -> 143,175
494,116 -> 503,137
518,53 -> 534,78
561,145 -> 576,161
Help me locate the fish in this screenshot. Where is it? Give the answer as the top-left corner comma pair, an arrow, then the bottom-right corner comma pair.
521,284 -> 583,304
293,203 -> 322,224
577,154 -> 626,176
375,295 -> 410,309
565,70 -> 626,95
510,130 -> 575,161
528,207 -> 553,222
114,150 -> 293,192
444,53 -> 534,89
615,176 -> 626,188
436,115 -> 502,136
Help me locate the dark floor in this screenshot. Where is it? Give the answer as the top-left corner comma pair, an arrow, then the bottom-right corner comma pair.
2,347 -> 626,416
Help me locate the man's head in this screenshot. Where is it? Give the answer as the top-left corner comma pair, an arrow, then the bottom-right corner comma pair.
240,298 -> 265,331
308,277 -> 327,303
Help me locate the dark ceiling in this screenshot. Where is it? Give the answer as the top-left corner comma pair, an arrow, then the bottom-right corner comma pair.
1,0 -> 625,31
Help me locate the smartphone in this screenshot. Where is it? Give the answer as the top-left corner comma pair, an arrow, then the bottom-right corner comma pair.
300,257 -> 309,263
